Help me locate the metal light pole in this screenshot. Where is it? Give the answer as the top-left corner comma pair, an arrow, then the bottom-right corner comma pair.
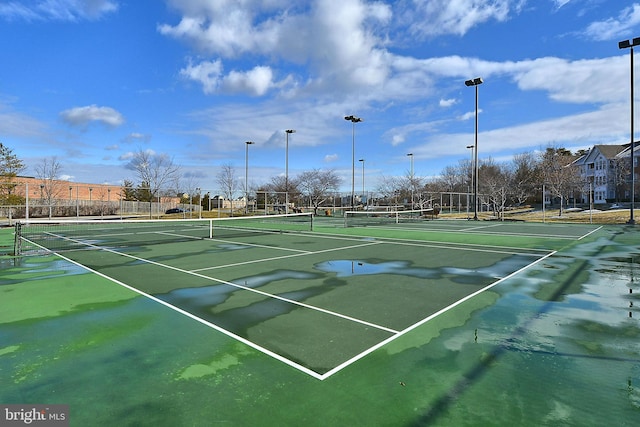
345,115 -> 363,209
466,145 -> 473,217
619,38 -> 640,225
407,153 -> 414,208
196,187 -> 201,218
285,129 -> 295,214
465,77 -> 483,220
245,141 -> 254,214
359,159 -> 365,207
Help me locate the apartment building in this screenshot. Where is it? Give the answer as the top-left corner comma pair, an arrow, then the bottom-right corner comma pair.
574,142 -> 639,205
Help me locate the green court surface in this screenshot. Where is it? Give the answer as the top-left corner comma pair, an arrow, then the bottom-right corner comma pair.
1,219 -> 639,426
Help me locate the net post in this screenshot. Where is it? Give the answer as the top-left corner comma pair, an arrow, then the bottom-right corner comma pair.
13,222 -> 22,256
209,219 -> 213,239
310,212 -> 314,231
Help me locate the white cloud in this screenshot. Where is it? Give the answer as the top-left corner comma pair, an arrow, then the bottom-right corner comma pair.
324,154 -> 339,162
552,0 -> 572,11
458,109 -> 482,121
510,56 -> 628,104
439,98 -> 457,107
397,0 -> 522,38
159,0 -> 273,57
407,54 -> 628,106
180,60 -> 277,96
414,103 -> 628,160
0,0 -> 118,22
119,149 -> 157,163
222,66 -> 275,96
60,105 -> 124,127
0,101 -> 47,137
122,132 -> 151,144
583,3 -> 640,41
391,134 -> 405,146
180,59 -> 223,94
162,0 -> 393,96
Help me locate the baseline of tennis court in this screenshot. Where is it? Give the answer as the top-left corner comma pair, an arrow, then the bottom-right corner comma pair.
20,220 -> 561,379
338,213 -> 601,238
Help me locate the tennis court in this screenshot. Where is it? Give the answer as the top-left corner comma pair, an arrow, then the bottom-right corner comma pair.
1,215 -> 638,426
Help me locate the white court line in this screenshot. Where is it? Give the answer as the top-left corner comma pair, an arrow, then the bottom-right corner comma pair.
191,230 -> 549,273
361,224 -> 584,240
459,223 -> 504,232
25,227 -> 560,380
318,250 -> 558,380
344,239 -> 549,257
578,225 -> 603,240
191,240 -> 384,272
205,236 -> 312,253
308,229 -> 552,255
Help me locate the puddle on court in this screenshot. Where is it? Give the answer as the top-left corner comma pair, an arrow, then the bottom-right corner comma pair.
153,254 -> 541,338
156,270 -> 321,328
158,255 -> 533,313
316,255 -> 536,283
0,258 -> 87,286
315,260 -> 438,278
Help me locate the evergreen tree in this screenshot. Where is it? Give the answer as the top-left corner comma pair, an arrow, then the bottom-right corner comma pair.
0,142 -> 26,204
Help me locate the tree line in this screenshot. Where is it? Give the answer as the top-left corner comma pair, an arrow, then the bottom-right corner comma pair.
1,142 -> 633,218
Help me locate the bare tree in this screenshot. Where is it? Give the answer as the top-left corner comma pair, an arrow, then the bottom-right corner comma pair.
261,175 -> 302,210
376,174 -> 402,207
405,171 -> 426,209
35,157 -> 63,218
125,149 -> 181,217
511,152 -> 539,206
298,169 -> 341,214
540,146 -> 581,215
609,157 -> 630,203
216,163 -> 238,215
437,164 -> 465,193
483,162 -> 513,219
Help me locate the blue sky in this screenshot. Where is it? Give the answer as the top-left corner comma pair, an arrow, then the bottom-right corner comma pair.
1,0 -> 640,193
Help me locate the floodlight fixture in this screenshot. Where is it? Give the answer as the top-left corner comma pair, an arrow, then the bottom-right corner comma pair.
344,115 -> 363,123
465,77 -> 483,86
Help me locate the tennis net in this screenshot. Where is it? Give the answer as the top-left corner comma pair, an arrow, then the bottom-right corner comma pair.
15,212 -> 313,254
344,208 -> 434,227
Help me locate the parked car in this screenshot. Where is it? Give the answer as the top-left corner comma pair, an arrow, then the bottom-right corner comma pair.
610,204 -> 623,209
165,208 -> 183,214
